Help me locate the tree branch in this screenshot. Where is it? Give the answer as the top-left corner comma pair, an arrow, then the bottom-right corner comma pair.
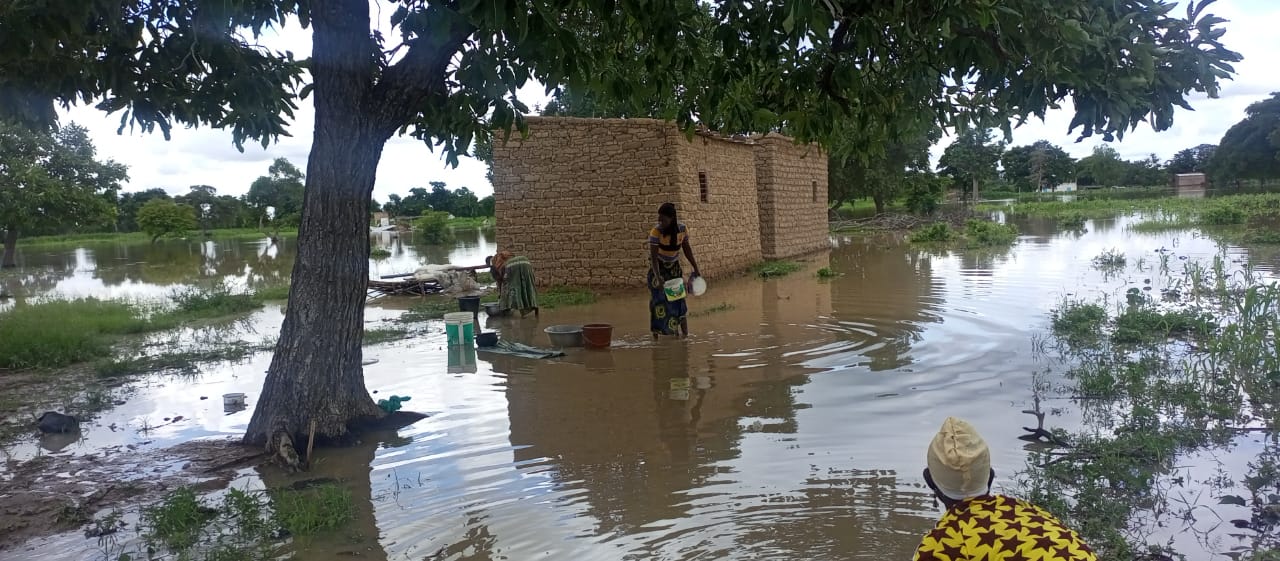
368,23 -> 476,136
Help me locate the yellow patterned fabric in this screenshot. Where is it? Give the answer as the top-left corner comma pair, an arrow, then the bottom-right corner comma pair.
914,495 -> 1096,561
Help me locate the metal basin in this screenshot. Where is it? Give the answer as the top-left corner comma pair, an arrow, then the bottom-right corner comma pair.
544,325 -> 584,348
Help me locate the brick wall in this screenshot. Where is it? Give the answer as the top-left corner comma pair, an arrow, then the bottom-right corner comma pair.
493,117 -> 767,288
754,134 -> 831,260
672,134 -> 763,280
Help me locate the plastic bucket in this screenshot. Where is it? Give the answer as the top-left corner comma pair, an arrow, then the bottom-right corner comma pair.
447,344 -> 477,373
689,276 -> 707,296
223,393 -> 246,407
582,324 -> 614,349
663,278 -> 686,301
444,312 -> 475,347
457,296 -> 481,313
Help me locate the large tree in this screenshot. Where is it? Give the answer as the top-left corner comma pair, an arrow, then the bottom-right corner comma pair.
1209,92 -> 1280,186
0,122 -> 127,267
938,128 -> 1005,202
1167,143 -> 1217,175
246,158 -> 306,225
0,0 -> 1241,466
829,120 -> 939,214
1076,145 -> 1130,187
116,188 -> 172,233
1001,141 -> 1076,192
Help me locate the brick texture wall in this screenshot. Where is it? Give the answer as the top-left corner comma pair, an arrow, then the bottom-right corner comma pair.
673,134 -> 763,281
492,118 -> 826,288
753,134 -> 831,260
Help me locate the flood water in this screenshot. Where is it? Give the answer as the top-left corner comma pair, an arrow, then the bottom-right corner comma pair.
3,217 -> 1279,560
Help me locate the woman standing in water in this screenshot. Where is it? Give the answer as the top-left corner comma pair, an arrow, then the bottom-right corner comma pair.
648,202 -> 700,338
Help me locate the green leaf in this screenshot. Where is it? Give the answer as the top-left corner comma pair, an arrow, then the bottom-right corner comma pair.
1218,495 -> 1248,507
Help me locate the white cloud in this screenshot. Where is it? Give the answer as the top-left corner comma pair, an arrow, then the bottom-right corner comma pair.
66,1 -> 1277,199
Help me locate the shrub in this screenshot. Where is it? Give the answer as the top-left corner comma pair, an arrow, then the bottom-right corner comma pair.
964,219 -> 1018,247
0,299 -> 150,370
413,211 -> 453,244
1198,205 -> 1246,225
909,222 -> 954,243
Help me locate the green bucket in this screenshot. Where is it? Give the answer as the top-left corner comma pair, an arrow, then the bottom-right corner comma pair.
444,312 -> 475,346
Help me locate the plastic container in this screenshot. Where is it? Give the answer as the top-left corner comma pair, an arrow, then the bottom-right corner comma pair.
544,325 -> 584,347
663,278 -> 687,301
689,275 -> 707,296
223,393 -> 246,408
444,312 -> 475,347
447,344 -> 477,373
582,324 -> 614,349
457,296 -> 481,313
483,302 -> 508,317
476,332 -> 499,347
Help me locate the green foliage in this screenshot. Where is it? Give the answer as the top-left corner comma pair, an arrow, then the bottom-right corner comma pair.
1001,141 -> 1076,191
999,193 -> 1280,221
1199,204 -> 1246,225
137,198 -> 197,242
828,119 -> 940,213
384,182 -> 489,219
142,487 -> 218,551
0,122 -> 126,265
398,299 -> 458,323
1112,306 -> 1215,345
1209,93 -> 1280,184
1058,212 -> 1088,230
169,283 -> 264,320
938,128 -> 1005,200
177,185 -> 258,231
246,158 -> 304,225
268,484 -> 353,536
1167,143 -> 1217,175
1075,145 -> 1129,187
413,211 -> 453,245
369,248 -> 392,259
1051,301 -> 1108,342
1091,249 -> 1127,271
902,171 -> 947,215
0,299 -> 150,370
363,327 -> 409,346
816,267 -> 841,279
540,286 -> 597,309
909,222 -> 955,243
963,219 -> 1019,247
752,260 -> 802,278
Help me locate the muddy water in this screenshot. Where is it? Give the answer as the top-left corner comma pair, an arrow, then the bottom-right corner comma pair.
4,217 -> 1280,560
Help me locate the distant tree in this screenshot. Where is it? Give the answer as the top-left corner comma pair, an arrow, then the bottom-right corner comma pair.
136,198 -> 197,243
1001,141 -> 1076,191
1209,93 -> 1280,188
0,122 -> 127,267
396,187 -> 433,217
1167,144 -> 1217,174
116,188 -> 171,233
1123,154 -> 1167,187
478,195 -> 495,217
384,194 -> 404,218
413,211 -> 452,245
449,187 -> 481,217
829,119 -> 939,214
1076,145 -> 1129,187
246,158 -> 305,224
369,198 -> 382,213
938,129 -> 1005,202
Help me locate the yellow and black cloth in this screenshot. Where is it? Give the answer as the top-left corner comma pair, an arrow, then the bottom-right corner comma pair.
913,495 -> 1097,561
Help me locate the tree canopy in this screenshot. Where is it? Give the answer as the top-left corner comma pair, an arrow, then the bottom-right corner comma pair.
938,129 -> 1005,201
1167,144 -> 1217,175
0,122 -> 127,267
246,158 -> 305,225
1209,92 -> 1280,183
136,198 -> 197,243
1001,141 -> 1076,191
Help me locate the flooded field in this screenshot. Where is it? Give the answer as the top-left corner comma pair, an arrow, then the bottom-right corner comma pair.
2,215 -> 1278,560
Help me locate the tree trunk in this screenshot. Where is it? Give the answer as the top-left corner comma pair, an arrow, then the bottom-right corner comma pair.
971,177 -> 980,204
243,0 -> 390,468
873,194 -> 886,215
1,228 -> 17,268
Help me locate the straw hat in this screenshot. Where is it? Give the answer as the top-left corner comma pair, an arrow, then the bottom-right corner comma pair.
927,417 -> 992,500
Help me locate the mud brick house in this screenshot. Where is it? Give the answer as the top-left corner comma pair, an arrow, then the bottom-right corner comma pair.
491,117 -> 829,288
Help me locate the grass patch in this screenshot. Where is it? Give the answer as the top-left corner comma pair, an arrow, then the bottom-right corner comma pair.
540,285 -> 597,308
692,302 -> 735,317
1129,216 -> 1196,232
1199,204 -> 1246,225
0,299 -> 152,370
251,282 -> 291,301
95,343 -> 268,377
1058,211 -> 1088,230
168,284 -> 263,320
268,483 -> 354,536
363,326 -> 410,346
752,260 -> 803,279
475,271 -> 494,284
398,298 -> 459,322
908,222 -> 955,243
1091,249 -> 1127,271
990,192 -> 1280,222
816,267 -> 841,279
1112,306 -> 1215,345
963,219 -> 1018,247
1051,301 -> 1108,342
370,248 -> 392,259
1243,229 -> 1280,245
20,228 -> 296,249
143,487 -> 219,551
447,216 -> 494,229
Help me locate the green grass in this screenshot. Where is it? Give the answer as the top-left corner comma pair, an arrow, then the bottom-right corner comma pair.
447,216 -> 495,229
398,298 -> 460,322
1243,229 -> 1280,245
0,299 -> 152,370
1112,306 -> 1215,345
143,487 -> 219,551
363,326 -> 410,345
908,222 -> 955,243
816,267 -> 841,279
1129,216 -> 1196,232
95,343 -> 268,377
1051,301 -> 1108,342
752,260 -> 803,278
691,302 -> 735,317
963,219 -> 1018,247
987,192 -> 1280,221
1058,211 -> 1088,230
168,284 -> 263,320
268,484 -> 354,536
251,282 -> 291,301
370,248 -> 392,259
1200,204 -> 1247,225
540,285 -> 597,308
475,271 -> 494,284
20,228 -> 296,248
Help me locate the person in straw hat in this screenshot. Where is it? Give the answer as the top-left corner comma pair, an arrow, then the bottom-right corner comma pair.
914,417 -> 1097,561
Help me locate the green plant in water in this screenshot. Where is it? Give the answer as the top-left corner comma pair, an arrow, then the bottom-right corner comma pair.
1091,249 -> 1127,271
413,211 -> 453,244
251,282 -> 291,301
143,487 -> 218,551
1199,204 -> 1246,226
752,260 -> 802,278
0,299 -> 151,370
816,267 -> 841,279
369,247 -> 392,259
692,302 -> 735,317
268,484 -> 354,537
908,222 -> 954,243
1051,301 -> 1108,343
540,285 -> 597,308
1112,305 -> 1215,345
168,283 -> 263,320
363,326 -> 410,345
1058,211 -> 1088,230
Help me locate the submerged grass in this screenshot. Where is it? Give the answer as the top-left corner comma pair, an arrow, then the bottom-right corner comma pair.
991,192 -> 1280,222
0,299 -> 152,370
168,284 -> 263,320
21,228 -> 297,248
752,260 -> 803,278
363,326 -> 410,345
251,282 -> 291,301
1022,254 -> 1280,560
908,220 -> 1018,248
691,302 -> 735,317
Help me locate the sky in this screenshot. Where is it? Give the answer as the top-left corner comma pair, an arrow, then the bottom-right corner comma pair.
60,0 -> 1280,202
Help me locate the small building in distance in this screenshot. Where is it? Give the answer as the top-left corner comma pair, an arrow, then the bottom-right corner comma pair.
1173,173 -> 1208,198
490,117 -> 829,288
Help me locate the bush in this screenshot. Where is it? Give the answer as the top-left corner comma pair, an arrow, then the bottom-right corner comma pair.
964,219 -> 1019,247
1052,302 -> 1108,342
909,222 -> 954,243
1199,205 -> 1246,225
1059,212 -> 1088,230
904,173 -> 946,215
137,199 -> 197,242
752,260 -> 802,278
413,211 -> 453,244
169,283 -> 262,319
0,299 -> 151,370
